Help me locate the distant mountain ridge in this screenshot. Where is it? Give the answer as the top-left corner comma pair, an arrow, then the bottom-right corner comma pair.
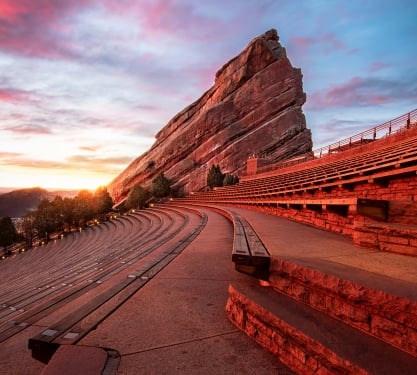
0,187 -> 78,218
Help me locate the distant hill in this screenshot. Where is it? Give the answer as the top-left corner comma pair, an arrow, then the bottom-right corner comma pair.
0,187 -> 78,218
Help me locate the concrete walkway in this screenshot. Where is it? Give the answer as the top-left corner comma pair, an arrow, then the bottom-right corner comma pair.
76,207 -> 293,374
229,207 -> 417,301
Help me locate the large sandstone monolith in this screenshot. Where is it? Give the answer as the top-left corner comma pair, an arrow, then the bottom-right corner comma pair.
108,29 -> 312,203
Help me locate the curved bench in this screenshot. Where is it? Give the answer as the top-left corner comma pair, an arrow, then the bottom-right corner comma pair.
165,202 -> 271,281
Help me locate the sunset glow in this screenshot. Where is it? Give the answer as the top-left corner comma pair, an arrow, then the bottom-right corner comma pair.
1,0 -> 416,191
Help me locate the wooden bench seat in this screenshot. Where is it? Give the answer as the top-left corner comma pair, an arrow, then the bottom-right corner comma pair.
231,215 -> 270,281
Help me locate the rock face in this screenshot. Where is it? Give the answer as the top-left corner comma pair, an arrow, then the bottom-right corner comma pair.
108,29 -> 312,203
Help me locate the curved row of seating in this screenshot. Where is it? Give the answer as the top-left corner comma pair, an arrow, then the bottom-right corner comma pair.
1,206 -> 207,352
185,127 -> 417,203
0,215 -> 145,323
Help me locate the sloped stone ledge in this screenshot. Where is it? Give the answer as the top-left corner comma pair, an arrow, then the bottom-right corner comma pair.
269,257 -> 417,357
226,284 -> 367,375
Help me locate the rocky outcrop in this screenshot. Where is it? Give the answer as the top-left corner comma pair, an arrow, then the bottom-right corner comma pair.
108,29 -> 312,203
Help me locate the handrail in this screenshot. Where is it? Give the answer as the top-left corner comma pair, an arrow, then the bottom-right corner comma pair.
254,108 -> 417,175
313,108 -> 417,158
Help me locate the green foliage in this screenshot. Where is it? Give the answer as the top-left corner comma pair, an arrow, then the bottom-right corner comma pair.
73,190 -> 95,226
33,198 -> 62,240
152,173 -> 171,198
223,173 -> 239,186
1,186 -> 116,250
207,165 -> 224,188
94,186 -> 113,215
0,216 -> 18,252
22,212 -> 36,248
125,184 -> 150,210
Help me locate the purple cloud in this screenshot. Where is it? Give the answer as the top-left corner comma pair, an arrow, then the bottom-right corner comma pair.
0,0 -> 94,58
4,124 -> 52,135
307,76 -> 417,110
290,32 -> 355,56
0,88 -> 31,102
369,61 -> 390,72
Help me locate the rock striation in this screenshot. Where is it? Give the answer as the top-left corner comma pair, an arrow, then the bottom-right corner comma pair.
108,29 -> 312,203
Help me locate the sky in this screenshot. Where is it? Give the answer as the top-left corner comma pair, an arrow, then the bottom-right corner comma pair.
1,0 -> 416,191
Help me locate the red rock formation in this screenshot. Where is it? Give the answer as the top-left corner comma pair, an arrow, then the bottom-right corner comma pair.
108,29 -> 312,203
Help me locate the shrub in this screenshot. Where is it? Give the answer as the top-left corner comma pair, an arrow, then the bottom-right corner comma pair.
207,165 -> 224,188
223,173 -> 239,186
152,173 -> 171,198
125,184 -> 150,209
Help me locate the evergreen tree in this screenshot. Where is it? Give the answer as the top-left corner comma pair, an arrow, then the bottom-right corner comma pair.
73,190 -> 95,226
33,199 -> 59,240
22,212 -> 36,248
152,173 -> 171,198
0,216 -> 18,255
94,186 -> 113,215
207,164 -> 224,188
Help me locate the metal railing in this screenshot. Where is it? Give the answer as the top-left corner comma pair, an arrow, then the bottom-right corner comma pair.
313,108 -> 417,158
254,108 -> 417,175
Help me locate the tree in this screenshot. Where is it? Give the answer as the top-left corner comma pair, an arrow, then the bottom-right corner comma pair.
94,186 -> 113,215
73,190 -> 95,227
0,216 -> 18,255
22,212 -> 36,248
223,173 -> 239,186
33,199 -> 60,240
125,184 -> 150,210
207,164 -> 224,188
152,173 -> 171,198
61,197 -> 76,231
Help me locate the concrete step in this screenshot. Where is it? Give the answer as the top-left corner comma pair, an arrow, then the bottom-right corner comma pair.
227,277 -> 417,375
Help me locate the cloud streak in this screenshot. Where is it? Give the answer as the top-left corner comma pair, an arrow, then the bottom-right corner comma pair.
0,88 -> 31,102
3,124 -> 52,135
0,0 -> 95,58
307,76 -> 417,110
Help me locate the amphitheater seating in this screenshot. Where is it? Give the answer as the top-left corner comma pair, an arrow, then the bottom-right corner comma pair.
27,205 -> 207,362
0,206 -> 207,363
185,131 -> 417,203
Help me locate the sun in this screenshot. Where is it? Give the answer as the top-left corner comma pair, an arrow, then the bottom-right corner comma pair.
0,166 -> 114,191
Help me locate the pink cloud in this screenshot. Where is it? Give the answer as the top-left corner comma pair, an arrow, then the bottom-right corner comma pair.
0,0 -> 94,58
290,32 -> 356,56
291,36 -> 315,49
102,0 -> 229,44
307,76 -> 395,109
323,33 -> 345,51
369,61 -> 389,72
4,124 -> 52,135
0,88 -> 30,102
0,151 -> 23,161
